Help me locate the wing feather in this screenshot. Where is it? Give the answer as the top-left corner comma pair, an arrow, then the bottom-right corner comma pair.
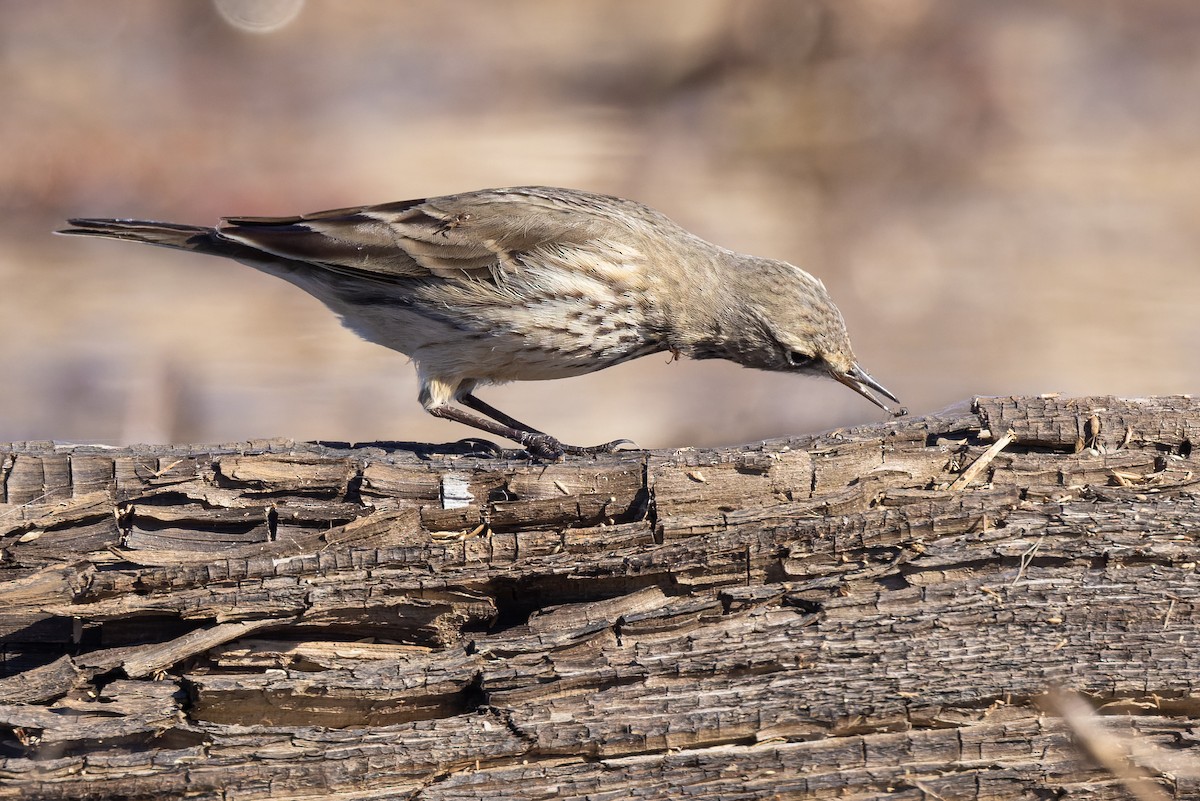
214,186 -> 653,285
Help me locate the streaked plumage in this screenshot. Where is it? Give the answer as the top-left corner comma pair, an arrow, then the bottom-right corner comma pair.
60,186 -> 899,458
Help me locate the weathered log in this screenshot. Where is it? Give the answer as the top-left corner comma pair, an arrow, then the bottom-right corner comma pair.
0,395 -> 1197,799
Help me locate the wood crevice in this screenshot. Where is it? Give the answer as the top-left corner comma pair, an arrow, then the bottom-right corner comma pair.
1,395 -> 1198,798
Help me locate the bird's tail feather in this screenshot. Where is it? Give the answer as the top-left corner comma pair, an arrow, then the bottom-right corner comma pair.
57,219 -> 213,251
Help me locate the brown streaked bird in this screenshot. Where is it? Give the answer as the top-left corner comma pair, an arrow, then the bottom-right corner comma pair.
59,186 -> 900,459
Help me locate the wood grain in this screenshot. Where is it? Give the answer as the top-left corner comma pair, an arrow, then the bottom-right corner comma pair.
1,396 -> 1198,799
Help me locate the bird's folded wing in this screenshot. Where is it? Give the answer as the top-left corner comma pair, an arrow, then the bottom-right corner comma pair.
217,190 -> 611,283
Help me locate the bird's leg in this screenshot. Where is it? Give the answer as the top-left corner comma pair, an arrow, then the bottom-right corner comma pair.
459,394 -> 546,436
425,403 -> 562,459
456,394 -> 634,458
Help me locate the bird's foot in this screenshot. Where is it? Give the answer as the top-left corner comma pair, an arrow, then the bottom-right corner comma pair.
520,434 -> 636,460
453,438 -> 506,457
560,438 -> 637,456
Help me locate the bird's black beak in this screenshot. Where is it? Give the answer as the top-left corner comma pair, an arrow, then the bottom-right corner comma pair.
834,363 -> 900,413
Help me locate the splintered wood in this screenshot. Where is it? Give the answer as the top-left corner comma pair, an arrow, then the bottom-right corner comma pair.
1,395 -> 1198,800
947,428 -> 1015,490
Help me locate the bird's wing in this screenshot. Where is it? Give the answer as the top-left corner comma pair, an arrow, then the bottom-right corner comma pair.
217,188 -> 632,283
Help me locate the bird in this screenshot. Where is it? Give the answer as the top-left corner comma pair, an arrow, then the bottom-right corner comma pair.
59,186 -> 901,459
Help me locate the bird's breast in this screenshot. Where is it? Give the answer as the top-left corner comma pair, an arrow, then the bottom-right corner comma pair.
316,268 -> 668,384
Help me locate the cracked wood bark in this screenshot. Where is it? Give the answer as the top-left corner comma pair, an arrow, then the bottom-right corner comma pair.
0,395 -> 1198,800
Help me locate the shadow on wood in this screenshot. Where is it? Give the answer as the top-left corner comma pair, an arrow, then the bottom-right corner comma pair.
1,396 -> 1198,799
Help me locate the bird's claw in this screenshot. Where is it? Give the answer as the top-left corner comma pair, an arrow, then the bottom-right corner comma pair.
520,434 -> 637,460
562,438 -> 637,455
453,438 -> 506,457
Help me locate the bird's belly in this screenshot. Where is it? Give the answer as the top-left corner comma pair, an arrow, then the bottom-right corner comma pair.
306,266 -> 668,383
319,294 -> 661,382
415,326 -> 664,383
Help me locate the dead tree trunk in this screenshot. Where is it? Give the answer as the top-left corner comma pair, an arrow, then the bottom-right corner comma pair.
1,395 -> 1198,799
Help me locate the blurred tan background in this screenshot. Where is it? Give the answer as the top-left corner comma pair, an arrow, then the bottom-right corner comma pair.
3,0 -> 1199,449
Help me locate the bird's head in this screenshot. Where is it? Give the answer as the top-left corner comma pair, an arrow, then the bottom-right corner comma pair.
740,259 -> 900,414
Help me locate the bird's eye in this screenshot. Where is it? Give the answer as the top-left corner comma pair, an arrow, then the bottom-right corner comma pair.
786,351 -> 813,368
